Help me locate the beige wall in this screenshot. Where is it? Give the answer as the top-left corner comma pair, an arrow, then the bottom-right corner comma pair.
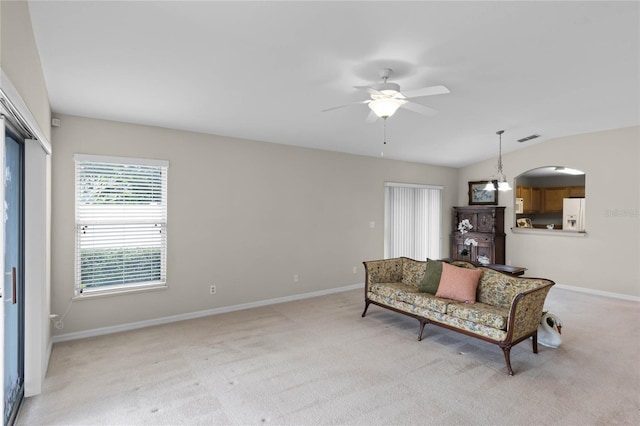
50,114 -> 459,335
1,0 -> 51,141
458,126 -> 640,298
51,118 -> 639,337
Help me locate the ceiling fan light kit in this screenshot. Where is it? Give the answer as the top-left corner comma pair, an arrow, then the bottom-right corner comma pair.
484,130 -> 512,192
368,98 -> 406,119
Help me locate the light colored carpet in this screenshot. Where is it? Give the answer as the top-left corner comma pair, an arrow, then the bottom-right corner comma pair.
17,287 -> 640,425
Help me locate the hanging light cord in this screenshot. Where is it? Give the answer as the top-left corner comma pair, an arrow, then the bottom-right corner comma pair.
497,130 -> 504,175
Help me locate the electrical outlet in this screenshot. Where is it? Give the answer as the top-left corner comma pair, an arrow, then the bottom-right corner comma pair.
293,274 -> 299,283
352,266 -> 357,274
210,285 -> 216,295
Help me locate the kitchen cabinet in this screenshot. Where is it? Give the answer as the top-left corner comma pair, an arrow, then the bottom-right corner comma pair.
451,206 -> 505,264
518,185 -> 585,213
516,186 -> 541,213
567,186 -> 585,197
542,187 -> 568,213
531,188 -> 541,213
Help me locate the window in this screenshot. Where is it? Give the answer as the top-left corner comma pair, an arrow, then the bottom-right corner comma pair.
384,182 -> 442,260
75,154 -> 168,295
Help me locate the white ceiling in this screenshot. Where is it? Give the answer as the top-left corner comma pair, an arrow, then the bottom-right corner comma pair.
28,1 -> 639,168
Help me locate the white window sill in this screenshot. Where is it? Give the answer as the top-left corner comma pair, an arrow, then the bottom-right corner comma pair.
510,228 -> 587,237
72,283 -> 168,301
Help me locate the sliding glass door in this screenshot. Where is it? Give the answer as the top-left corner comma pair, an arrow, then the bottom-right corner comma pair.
3,122 -> 24,426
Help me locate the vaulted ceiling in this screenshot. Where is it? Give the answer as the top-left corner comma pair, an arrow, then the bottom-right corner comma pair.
28,1 -> 639,167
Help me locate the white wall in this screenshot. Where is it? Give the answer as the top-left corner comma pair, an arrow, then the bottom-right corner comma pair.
0,1 -> 51,142
50,114 -> 459,335
458,126 -> 640,298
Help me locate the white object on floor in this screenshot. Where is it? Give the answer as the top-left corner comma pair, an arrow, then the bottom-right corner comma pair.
538,312 -> 563,348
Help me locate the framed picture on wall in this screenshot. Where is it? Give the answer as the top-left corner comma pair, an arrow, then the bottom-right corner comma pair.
468,181 -> 498,205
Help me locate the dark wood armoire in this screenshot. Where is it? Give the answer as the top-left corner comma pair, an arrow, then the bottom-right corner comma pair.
451,206 -> 505,264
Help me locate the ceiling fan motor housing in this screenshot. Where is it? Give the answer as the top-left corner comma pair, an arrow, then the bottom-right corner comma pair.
372,82 -> 401,97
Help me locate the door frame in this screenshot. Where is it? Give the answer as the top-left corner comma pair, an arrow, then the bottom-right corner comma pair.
1,69 -> 53,405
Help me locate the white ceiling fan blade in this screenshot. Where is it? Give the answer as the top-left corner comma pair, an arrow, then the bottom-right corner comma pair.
365,109 -> 378,123
402,101 -> 439,116
322,99 -> 370,112
353,85 -> 383,96
402,85 -> 450,99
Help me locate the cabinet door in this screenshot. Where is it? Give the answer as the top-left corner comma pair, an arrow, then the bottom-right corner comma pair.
451,233 -> 498,263
531,188 -> 541,212
520,187 -> 531,212
520,186 -> 540,213
567,186 -> 585,197
475,211 -> 495,233
543,187 -> 568,213
451,235 -> 473,260
451,234 -> 483,260
474,234 -> 494,263
476,243 -> 493,263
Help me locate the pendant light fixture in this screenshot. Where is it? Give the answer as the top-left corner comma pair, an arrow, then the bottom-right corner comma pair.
483,130 -> 512,192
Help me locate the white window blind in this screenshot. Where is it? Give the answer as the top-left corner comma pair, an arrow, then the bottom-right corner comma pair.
384,182 -> 442,260
75,154 -> 168,294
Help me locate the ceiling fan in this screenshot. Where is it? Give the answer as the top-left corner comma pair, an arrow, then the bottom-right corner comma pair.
323,68 -> 450,121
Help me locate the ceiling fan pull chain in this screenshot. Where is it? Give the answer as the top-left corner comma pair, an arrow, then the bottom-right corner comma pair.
380,119 -> 388,157
383,119 -> 387,145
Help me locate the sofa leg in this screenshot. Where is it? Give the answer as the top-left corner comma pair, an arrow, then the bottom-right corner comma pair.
532,331 -> 539,354
418,320 -> 427,341
501,346 -> 515,376
361,300 -> 370,318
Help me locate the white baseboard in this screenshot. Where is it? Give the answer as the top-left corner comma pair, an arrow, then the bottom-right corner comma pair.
554,284 -> 640,302
52,283 -> 365,343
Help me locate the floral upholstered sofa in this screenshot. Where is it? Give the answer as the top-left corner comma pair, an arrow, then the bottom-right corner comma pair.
362,257 -> 555,375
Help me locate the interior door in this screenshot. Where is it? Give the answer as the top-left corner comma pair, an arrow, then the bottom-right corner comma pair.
3,123 -> 24,426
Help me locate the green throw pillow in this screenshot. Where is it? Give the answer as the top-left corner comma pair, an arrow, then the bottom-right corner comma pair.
418,259 -> 443,294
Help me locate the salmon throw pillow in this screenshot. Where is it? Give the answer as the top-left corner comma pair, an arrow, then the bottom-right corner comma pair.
435,262 -> 482,304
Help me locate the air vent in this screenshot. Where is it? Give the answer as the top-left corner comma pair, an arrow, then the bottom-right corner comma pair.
517,134 -> 540,143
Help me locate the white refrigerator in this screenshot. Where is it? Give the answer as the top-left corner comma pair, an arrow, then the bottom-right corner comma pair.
563,198 -> 586,231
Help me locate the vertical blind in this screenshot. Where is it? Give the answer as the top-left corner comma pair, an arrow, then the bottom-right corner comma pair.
384,182 -> 442,260
75,154 -> 168,293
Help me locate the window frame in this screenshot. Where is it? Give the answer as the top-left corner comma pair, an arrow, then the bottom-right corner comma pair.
74,154 -> 169,297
